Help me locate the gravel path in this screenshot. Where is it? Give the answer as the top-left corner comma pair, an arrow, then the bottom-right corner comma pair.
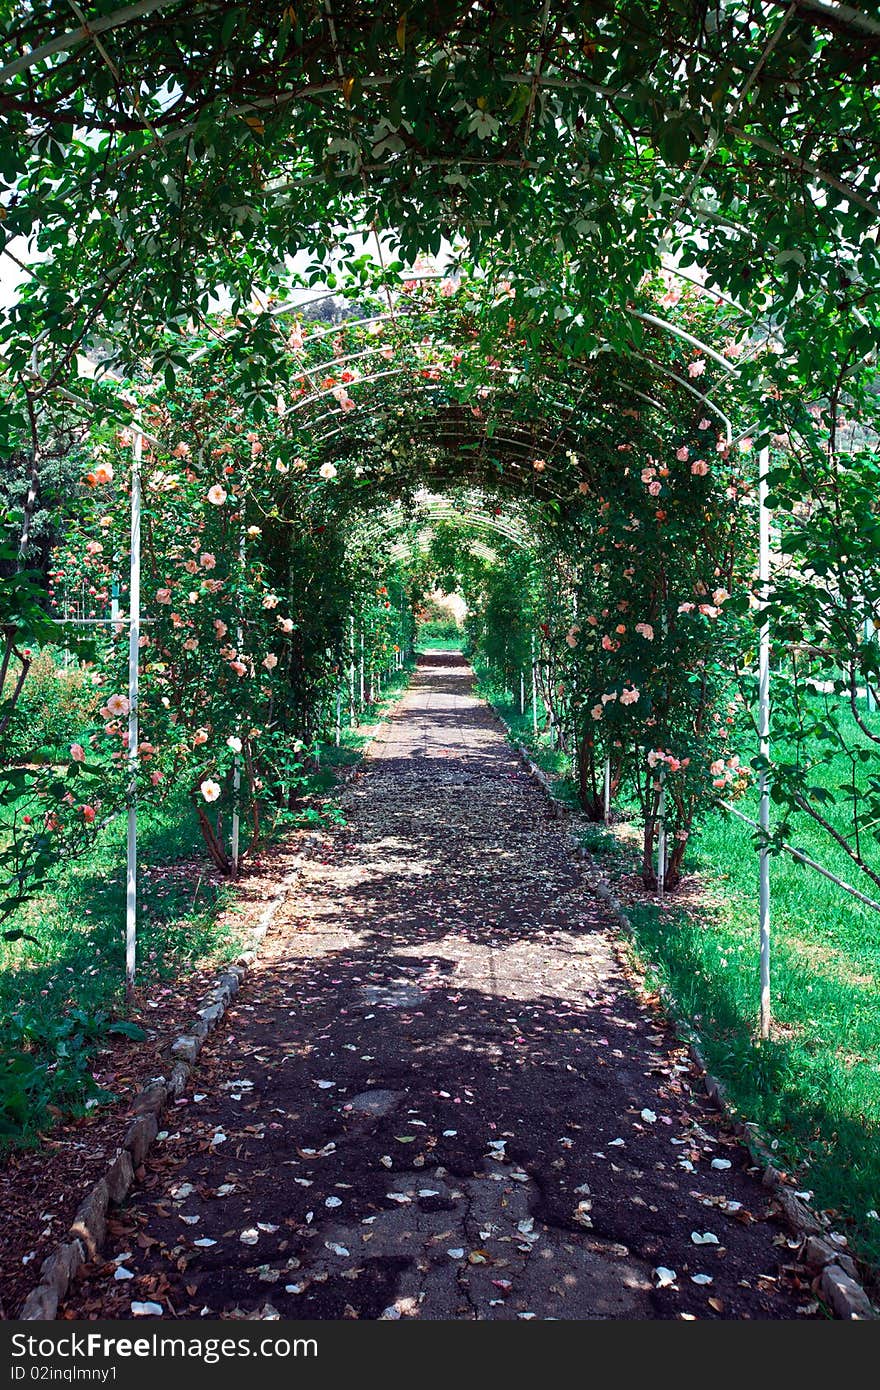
64,656 -> 814,1321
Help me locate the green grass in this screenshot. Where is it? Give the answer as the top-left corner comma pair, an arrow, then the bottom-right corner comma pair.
415,634 -> 464,652
617,806 -> 880,1270
480,674 -> 880,1272
0,788 -> 241,1147
415,619 -> 464,652
473,665 -> 580,802
653,739 -> 880,1267
0,664 -> 414,1150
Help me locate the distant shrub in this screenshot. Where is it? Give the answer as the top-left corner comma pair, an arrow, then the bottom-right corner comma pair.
417,618 -> 462,642
4,648 -> 100,762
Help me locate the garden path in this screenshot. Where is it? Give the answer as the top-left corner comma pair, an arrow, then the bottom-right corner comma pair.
64,656 -> 812,1320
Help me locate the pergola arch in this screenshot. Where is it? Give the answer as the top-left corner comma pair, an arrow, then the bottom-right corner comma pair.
0,0 -> 877,1048
383,493 -> 534,559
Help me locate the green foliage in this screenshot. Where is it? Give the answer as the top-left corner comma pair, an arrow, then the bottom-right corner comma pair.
3,647 -> 100,761
417,619 -> 461,643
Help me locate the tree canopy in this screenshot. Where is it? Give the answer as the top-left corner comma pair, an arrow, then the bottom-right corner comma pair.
1,2 -> 880,921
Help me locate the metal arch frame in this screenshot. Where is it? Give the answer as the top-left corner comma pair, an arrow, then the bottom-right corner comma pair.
305,406 -> 617,499
272,286 -> 738,429
4,77 -> 872,403
327,444 -> 585,508
303,412 -> 674,508
19,263 -> 755,465
15,199 -> 830,430
383,497 -> 533,554
653,265 -> 781,360
0,0 -> 180,80
363,432 -> 585,496
281,355 -> 733,449
311,421 -> 592,497
629,311 -> 740,378
269,306 -> 680,450
300,383 -> 598,444
196,262 -> 746,426
278,375 -> 733,513
248,282 -> 742,414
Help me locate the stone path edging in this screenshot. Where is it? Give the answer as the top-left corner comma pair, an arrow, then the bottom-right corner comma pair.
513,740 -> 877,1321
16,750 -> 374,1321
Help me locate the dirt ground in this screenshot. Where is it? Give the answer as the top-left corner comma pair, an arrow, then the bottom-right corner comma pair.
58,656 -> 817,1321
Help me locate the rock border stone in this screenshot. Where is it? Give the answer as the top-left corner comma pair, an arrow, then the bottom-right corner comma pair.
514,739 -> 878,1320
16,760 -> 369,1325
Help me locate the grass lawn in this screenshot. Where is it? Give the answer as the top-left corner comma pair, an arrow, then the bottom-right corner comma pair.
479,668 -> 880,1272
0,664 -> 413,1150
415,634 -> 464,653
0,790 -> 240,1146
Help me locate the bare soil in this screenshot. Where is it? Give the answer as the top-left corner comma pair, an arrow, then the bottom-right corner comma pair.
47,658 -> 816,1320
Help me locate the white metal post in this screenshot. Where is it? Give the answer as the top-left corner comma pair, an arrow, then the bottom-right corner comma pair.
603,754 -> 611,823
656,768 -> 667,897
231,760 -> 241,874
335,690 -> 342,746
349,615 -> 356,725
125,430 -> 142,999
865,612 -> 876,714
62,589 -> 70,670
531,633 -> 538,737
758,445 -> 772,1039
230,529 -> 245,876
519,669 -> 525,715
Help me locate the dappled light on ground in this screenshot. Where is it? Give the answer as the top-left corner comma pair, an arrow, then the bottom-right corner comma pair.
64,660 -> 815,1321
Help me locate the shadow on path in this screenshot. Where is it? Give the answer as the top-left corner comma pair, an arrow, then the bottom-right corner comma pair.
64,657 -> 813,1321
